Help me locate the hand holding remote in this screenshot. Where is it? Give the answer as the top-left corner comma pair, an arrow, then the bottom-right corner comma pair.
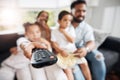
31,48 -> 57,68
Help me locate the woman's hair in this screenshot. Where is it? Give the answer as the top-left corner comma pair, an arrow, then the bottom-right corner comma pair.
58,10 -> 72,20
23,22 -> 40,32
36,10 -> 49,19
71,0 -> 87,9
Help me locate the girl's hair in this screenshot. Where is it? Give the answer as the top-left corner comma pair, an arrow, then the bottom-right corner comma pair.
23,22 -> 40,32
58,10 -> 72,20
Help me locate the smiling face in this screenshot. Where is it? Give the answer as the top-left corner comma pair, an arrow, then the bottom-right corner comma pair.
58,15 -> 73,29
72,3 -> 87,23
25,25 -> 41,42
37,11 -> 49,23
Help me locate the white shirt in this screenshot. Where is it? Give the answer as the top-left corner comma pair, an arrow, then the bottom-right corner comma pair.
71,21 -> 95,48
51,26 -> 76,52
3,37 -> 30,69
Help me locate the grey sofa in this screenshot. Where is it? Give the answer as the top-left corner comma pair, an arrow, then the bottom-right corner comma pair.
98,36 -> 120,79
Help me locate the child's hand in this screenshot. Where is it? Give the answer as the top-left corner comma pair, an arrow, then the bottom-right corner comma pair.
59,28 -> 65,33
22,43 -> 34,59
32,42 -> 47,49
10,47 -> 17,55
21,42 -> 48,59
60,50 -> 69,57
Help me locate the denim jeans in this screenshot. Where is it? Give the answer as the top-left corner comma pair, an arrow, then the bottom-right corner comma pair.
73,65 -> 85,80
73,49 -> 106,80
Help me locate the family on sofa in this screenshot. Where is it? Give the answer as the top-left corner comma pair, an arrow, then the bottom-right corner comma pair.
0,0 -> 106,80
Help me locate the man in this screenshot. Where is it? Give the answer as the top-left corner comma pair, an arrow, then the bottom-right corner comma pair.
70,0 -> 106,80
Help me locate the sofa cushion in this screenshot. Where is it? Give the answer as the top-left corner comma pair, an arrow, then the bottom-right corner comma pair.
0,52 -> 11,65
94,29 -> 110,48
99,48 -> 119,73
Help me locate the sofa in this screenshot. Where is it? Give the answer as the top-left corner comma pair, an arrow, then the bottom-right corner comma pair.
98,36 -> 120,79
0,32 -> 120,80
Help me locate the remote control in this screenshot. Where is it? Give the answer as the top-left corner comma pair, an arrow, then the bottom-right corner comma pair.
31,48 -> 57,68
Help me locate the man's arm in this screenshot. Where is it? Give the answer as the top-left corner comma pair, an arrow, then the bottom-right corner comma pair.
74,41 -> 95,58
85,41 -> 96,52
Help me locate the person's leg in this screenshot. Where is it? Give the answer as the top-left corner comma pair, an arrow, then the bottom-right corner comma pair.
72,65 -> 85,80
29,65 -> 47,80
79,63 -> 92,80
16,65 -> 32,80
86,49 -> 106,80
63,68 -> 74,80
45,64 -> 68,80
0,64 -> 15,80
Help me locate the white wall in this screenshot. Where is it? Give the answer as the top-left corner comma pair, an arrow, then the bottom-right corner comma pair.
86,0 -> 120,37
0,0 -> 120,37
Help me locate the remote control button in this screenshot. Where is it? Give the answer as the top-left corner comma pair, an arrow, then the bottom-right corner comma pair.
34,53 -> 42,61
50,56 -> 54,59
41,52 -> 46,58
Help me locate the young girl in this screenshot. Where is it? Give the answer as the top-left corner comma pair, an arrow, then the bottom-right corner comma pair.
19,22 -> 51,57
19,22 -> 52,80
51,10 -> 91,80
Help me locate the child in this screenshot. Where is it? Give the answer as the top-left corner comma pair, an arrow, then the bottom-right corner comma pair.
51,10 -> 91,80
19,22 -> 51,58
18,22 -> 52,80
20,22 -> 68,80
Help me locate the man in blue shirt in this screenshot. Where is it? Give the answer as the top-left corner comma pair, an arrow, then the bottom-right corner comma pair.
71,0 -> 106,80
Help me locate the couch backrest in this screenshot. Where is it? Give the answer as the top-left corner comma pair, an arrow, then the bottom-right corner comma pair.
0,33 -> 24,64
0,33 -> 20,53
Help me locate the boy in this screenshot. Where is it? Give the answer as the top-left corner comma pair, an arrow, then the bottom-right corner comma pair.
51,10 -> 91,80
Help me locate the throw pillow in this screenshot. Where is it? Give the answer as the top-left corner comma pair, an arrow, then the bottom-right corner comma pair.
94,29 -> 110,48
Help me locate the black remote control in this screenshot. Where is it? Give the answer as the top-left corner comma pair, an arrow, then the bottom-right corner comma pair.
31,48 -> 57,68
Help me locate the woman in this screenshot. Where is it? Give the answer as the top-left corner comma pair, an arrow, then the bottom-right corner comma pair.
36,10 -> 51,42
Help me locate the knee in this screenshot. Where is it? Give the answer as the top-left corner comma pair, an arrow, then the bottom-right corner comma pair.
94,52 -> 105,61
88,50 -> 105,61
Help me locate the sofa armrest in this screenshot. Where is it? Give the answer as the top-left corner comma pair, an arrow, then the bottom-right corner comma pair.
99,36 -> 120,53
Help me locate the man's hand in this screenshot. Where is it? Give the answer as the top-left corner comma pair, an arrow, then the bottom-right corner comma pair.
74,47 -> 87,58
